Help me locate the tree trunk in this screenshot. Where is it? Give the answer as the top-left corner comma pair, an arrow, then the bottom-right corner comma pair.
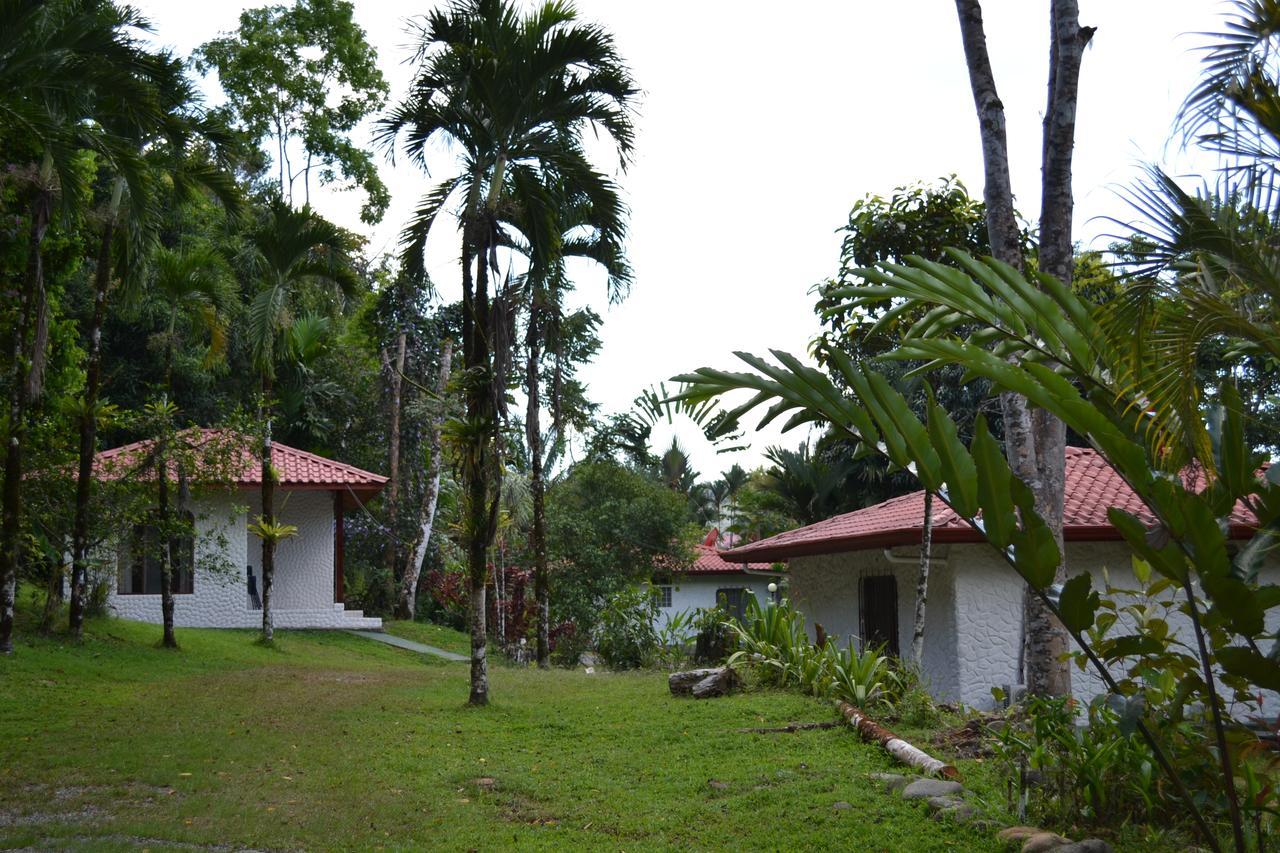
462,219 -> 496,706
156,437 -> 177,649
260,376 -> 276,644
1,176 -> 53,654
382,331 -> 407,583
910,491 -> 933,666
526,303 -> 551,668
669,667 -> 729,695
70,180 -> 122,639
953,0 -> 1074,697
398,338 -> 452,620
836,701 -> 958,779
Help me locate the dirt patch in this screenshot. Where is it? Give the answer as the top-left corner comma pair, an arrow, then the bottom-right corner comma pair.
932,714 -> 1001,760
0,803 -> 106,828
498,792 -> 560,827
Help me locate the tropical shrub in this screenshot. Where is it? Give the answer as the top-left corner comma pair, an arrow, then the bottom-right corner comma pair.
727,598 -> 894,710
596,586 -> 660,670
691,603 -> 732,664
654,608 -> 696,668
991,693 -> 1166,829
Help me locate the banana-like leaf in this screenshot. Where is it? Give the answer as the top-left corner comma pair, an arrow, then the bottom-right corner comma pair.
1056,572 -> 1100,634
971,417 -> 1017,550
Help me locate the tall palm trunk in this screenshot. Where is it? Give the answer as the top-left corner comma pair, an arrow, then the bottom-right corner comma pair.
1,168 -> 54,654
525,304 -> 550,668
462,222 -> 490,705
399,339 -> 452,619
70,178 -> 125,639
954,0 -> 1079,697
260,375 -> 276,643
383,331 -> 407,582
910,490 -> 933,666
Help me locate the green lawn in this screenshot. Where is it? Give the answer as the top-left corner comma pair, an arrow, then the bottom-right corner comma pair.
383,618 -> 472,656
0,611 -> 1138,851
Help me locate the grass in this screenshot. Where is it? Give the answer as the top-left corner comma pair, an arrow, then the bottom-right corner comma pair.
382,618 -> 472,656
0,605 -> 1173,851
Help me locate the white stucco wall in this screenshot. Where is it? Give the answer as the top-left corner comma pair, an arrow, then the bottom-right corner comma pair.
788,539 -> 1280,715
652,574 -> 770,631
104,488 -> 379,629
788,548 -> 961,702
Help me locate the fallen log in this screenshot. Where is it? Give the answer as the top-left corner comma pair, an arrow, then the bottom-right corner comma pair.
835,701 -> 958,780
691,667 -> 737,699
669,668 -> 725,696
736,721 -> 841,734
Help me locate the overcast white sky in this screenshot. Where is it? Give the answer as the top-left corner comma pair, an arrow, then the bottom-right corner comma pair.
134,0 -> 1226,479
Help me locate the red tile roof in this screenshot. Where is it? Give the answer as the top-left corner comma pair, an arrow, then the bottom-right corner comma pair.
95,428 -> 387,496
684,528 -> 780,574
721,447 -> 1259,563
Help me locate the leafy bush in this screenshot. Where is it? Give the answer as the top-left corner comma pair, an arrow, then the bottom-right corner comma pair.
595,586 -> 660,670
727,598 -> 895,710
654,608 -> 695,668
992,693 -> 1164,828
691,604 -> 731,664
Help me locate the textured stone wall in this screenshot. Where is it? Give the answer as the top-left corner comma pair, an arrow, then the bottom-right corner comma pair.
789,548 -> 961,702
791,540 -> 1280,715
106,488 -> 379,629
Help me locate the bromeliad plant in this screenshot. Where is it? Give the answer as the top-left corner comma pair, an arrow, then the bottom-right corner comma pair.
674,250 -> 1280,851
728,597 -> 891,709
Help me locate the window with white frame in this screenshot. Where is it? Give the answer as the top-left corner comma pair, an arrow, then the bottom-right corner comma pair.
654,584 -> 673,608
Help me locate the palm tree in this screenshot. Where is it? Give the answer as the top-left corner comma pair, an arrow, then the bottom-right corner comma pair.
517,180 -> 631,667
0,0 -> 175,653
243,200 -> 357,643
377,0 -> 636,704
67,60 -> 241,640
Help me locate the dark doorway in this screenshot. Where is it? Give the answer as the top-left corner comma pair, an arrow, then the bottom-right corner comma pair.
859,575 -> 899,656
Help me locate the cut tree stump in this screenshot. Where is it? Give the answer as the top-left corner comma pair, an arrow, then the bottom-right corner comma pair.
691,668 -> 737,699
668,668 -> 723,696
835,701 -> 958,779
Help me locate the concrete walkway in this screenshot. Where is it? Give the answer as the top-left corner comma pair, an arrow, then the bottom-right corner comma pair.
348,630 -> 469,662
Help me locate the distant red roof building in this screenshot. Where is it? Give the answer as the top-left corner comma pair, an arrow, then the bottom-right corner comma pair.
722,447 -> 1259,563
685,528 -> 779,574
95,428 -> 387,506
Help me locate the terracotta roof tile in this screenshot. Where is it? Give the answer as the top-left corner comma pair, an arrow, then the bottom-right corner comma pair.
95,428 -> 387,493
722,447 -> 1258,563
681,528 -> 780,574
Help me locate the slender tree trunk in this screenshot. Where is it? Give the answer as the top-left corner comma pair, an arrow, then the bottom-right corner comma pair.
156,436 -> 177,649
954,0 -> 1074,697
1,173 -> 53,654
260,376 -> 276,643
383,331 -> 407,584
910,491 -> 933,666
399,339 -> 452,619
462,223 -> 490,705
40,559 -> 65,633
526,303 -> 551,668
70,179 -> 123,639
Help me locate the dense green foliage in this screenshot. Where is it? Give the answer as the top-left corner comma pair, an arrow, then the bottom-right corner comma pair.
545,460 -> 696,647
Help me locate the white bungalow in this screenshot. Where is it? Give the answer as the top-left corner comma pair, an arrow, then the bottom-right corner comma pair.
720,447 -> 1278,714
97,430 -> 386,630
652,529 -> 785,628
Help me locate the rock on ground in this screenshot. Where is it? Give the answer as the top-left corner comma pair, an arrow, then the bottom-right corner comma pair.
868,772 -> 909,792
901,779 -> 964,799
1021,832 -> 1073,853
